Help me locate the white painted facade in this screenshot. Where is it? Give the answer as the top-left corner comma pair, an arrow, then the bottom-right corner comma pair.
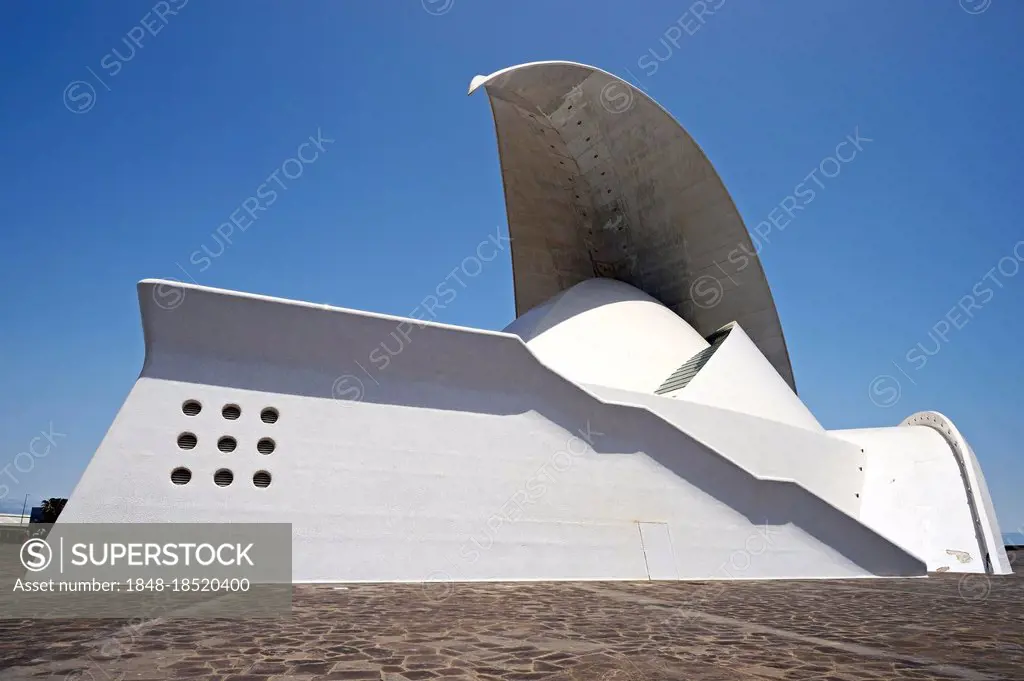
666,323 -> 824,432
59,61 -> 1010,581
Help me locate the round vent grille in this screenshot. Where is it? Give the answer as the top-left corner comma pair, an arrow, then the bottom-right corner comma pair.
260,407 -> 279,424
177,432 -> 198,450
222,404 -> 241,420
182,400 -> 202,416
217,436 -> 237,453
214,469 -> 234,487
253,471 -> 272,488
170,467 -> 192,485
257,438 -> 276,455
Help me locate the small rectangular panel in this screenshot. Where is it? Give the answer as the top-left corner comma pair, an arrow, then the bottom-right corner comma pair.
638,522 -> 678,580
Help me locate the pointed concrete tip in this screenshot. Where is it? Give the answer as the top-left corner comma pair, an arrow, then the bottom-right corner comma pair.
468,74 -> 488,95
138,278 -> 177,288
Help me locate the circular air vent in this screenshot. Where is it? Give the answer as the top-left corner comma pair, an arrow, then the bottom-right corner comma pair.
182,400 -> 202,416
260,407 -> 279,424
252,471 -> 272,488
214,469 -> 234,487
257,438 -> 276,455
170,467 -> 192,485
217,436 -> 237,453
177,433 -> 198,450
222,404 -> 241,420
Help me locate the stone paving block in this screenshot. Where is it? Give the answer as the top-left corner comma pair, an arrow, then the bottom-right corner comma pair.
0,568 -> 1021,680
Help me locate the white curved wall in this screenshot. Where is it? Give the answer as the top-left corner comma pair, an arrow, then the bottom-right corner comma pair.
831,423 -> 1009,574
503,279 -> 709,393
671,324 -> 824,432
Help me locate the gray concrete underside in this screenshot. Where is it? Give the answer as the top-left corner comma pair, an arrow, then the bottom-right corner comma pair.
473,61 -> 796,391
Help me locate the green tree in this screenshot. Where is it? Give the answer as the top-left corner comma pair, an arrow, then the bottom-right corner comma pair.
39,498 -> 67,523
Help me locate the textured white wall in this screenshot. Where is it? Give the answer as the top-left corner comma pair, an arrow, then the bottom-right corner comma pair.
900,412 -> 1011,575
832,423 -> 1009,574
504,279 -> 709,393
60,281 -> 929,582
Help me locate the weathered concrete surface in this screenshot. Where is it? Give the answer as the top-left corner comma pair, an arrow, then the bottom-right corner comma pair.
472,61 -> 796,391
2,560 -> 1021,680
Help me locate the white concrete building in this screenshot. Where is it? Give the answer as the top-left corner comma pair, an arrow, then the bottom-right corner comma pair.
0,513 -> 31,525
60,62 -> 1010,582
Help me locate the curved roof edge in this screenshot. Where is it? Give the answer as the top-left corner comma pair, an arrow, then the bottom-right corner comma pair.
470,60 -> 797,391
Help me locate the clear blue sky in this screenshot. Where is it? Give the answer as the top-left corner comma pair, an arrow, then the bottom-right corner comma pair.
1,1 -> 1022,536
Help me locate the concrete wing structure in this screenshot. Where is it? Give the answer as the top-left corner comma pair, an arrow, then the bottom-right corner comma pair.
469,61 -> 796,391
58,62 -> 1011,583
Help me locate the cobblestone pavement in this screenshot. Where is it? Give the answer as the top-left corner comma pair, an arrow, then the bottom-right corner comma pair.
1,563 -> 1021,681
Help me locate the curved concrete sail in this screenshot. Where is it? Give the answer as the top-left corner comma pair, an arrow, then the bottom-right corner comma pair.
470,61 -> 797,391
